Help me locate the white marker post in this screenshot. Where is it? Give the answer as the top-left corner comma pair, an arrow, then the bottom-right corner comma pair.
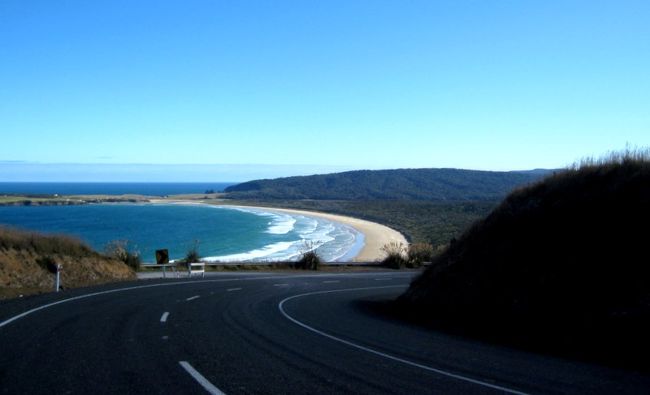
55,264 -> 62,292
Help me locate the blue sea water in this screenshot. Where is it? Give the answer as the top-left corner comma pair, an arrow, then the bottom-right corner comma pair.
0,182 -> 236,196
0,204 -> 362,263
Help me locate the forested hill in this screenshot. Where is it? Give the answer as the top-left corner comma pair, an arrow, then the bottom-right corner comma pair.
224,168 -> 550,201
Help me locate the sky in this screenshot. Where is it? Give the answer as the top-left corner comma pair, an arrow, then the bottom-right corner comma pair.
1,1 -> 649,181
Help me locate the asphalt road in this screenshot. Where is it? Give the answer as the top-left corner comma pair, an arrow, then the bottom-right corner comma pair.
1,271 -> 649,394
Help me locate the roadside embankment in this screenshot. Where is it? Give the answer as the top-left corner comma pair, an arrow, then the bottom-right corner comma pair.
0,226 -> 135,299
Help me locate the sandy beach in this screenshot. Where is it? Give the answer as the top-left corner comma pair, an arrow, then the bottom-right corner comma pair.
149,199 -> 408,262
217,205 -> 408,262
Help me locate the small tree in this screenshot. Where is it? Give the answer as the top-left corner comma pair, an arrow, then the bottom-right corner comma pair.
295,240 -> 321,270
105,240 -> 141,271
407,243 -> 434,268
381,242 -> 407,269
184,240 -> 201,264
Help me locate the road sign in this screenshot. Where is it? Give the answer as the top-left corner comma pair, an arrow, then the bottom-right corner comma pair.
156,249 -> 169,265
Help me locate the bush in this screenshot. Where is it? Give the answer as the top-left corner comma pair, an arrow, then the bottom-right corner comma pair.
105,240 -> 141,271
295,241 -> 321,270
407,243 -> 434,268
381,242 -> 408,269
184,240 -> 201,264
296,251 -> 321,270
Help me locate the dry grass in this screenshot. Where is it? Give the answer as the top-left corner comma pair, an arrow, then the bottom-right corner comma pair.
0,226 -> 95,257
0,226 -> 135,299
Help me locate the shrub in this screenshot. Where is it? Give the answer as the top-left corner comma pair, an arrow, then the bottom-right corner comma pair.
381,242 -> 408,269
105,240 -> 141,271
295,241 -> 321,270
407,243 -> 434,268
184,240 -> 201,263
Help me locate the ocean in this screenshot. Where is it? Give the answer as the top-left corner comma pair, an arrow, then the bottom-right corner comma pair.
0,182 -> 236,196
0,203 -> 363,263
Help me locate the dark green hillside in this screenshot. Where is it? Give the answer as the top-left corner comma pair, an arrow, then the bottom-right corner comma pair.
399,154 -> 650,368
225,168 -> 548,201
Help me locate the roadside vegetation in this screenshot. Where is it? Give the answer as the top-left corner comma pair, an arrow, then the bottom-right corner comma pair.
183,240 -> 201,264
0,226 -> 135,299
398,148 -> 650,370
105,240 -> 141,271
380,242 -> 434,269
294,241 -> 321,270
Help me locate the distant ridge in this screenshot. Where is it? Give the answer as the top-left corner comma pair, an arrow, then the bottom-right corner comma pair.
224,168 -> 551,201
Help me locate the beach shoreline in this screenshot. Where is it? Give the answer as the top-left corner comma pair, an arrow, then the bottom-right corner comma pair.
231,205 -> 408,262
1,193 -> 408,262
150,199 -> 408,262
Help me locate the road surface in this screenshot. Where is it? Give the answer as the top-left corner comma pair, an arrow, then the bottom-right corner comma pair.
1,271 -> 649,394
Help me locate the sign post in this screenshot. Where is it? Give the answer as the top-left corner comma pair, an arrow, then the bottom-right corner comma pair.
155,249 -> 170,278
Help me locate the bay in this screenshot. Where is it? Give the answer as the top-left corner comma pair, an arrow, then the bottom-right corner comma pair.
0,204 -> 360,263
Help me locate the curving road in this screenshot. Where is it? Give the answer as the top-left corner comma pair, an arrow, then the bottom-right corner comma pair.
1,272 -> 649,394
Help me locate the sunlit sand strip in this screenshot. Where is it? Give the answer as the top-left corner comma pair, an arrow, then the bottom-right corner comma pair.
228,205 -> 408,262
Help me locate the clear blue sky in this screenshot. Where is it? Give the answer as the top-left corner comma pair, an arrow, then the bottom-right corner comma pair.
1,1 -> 648,181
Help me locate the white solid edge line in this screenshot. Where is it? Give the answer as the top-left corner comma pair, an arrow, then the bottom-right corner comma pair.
0,271 -> 414,330
179,361 -> 226,395
278,286 -> 529,395
186,295 -> 200,301
160,312 -> 170,323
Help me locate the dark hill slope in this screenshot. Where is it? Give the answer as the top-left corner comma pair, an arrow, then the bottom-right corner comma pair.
224,168 -> 548,201
399,158 -> 650,367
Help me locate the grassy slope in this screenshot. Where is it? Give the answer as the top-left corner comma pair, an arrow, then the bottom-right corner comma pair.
0,226 -> 135,299
398,157 -> 650,368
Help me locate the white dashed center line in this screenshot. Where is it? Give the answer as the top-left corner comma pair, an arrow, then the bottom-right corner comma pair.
323,280 -> 340,284
273,283 -> 289,287
186,295 -> 200,301
160,312 -> 170,322
179,361 -> 226,395
227,288 -> 242,292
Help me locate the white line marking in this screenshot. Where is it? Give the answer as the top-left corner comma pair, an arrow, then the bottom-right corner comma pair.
322,280 -> 340,283
374,278 -> 393,281
0,272 -> 413,329
278,286 -> 528,395
186,295 -> 200,301
226,288 -> 242,292
273,283 -> 289,287
179,361 -> 226,395
160,312 -> 170,322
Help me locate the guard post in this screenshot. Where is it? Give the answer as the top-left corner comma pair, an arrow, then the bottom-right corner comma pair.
46,261 -> 62,292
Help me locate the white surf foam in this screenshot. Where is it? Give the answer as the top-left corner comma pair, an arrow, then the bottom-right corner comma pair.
204,241 -> 298,263
266,216 -> 296,234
